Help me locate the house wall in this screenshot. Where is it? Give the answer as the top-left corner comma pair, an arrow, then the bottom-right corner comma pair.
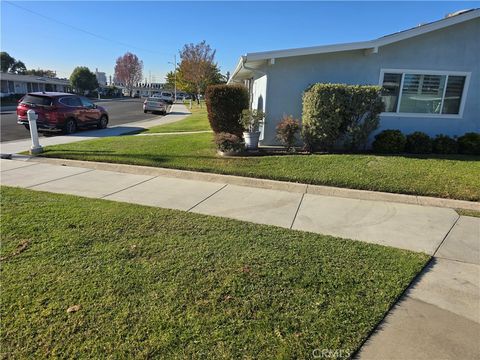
260,18 -> 480,145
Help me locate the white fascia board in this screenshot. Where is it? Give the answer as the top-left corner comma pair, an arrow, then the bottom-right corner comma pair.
229,9 -> 480,81
245,41 -> 375,62
227,56 -> 247,84
238,9 -> 480,64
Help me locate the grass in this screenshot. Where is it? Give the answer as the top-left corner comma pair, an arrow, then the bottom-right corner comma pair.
1,186 -> 428,358
147,101 -> 211,133
41,131 -> 480,201
456,209 -> 480,218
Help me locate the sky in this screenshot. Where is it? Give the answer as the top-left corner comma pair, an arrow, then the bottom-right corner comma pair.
2,1 -> 479,82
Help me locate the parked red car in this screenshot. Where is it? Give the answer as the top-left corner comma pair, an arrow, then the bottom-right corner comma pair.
17,92 -> 109,134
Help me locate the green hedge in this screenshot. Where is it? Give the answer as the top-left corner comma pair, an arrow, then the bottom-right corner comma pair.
205,84 -> 249,137
302,83 -> 384,151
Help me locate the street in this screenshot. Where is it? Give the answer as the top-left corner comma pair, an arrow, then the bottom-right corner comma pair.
0,98 -> 161,142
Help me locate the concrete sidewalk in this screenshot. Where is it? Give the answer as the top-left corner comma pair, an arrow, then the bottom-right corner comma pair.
1,157 -> 479,359
357,217 -> 480,360
0,157 -> 462,255
0,103 -> 191,154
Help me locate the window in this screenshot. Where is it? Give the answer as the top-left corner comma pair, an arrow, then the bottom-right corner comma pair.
21,95 -> 53,106
80,97 -> 94,108
380,73 -> 402,112
380,70 -> 469,117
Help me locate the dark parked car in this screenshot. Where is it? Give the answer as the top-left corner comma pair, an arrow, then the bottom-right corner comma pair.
17,92 -> 109,134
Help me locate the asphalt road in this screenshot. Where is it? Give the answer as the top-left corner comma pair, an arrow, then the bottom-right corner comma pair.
0,98 -> 162,142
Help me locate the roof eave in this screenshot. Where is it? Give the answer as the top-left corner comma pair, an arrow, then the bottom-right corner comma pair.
229,8 -> 480,83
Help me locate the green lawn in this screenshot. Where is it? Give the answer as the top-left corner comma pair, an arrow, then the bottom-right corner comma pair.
1,186 -> 428,358
41,131 -> 480,201
147,102 -> 211,133
456,209 -> 480,218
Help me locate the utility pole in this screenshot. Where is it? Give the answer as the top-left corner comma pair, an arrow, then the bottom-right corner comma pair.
169,54 -> 177,102
174,54 -> 177,102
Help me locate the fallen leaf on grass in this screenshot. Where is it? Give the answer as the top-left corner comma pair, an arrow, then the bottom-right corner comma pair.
66,305 -> 81,313
0,240 -> 29,261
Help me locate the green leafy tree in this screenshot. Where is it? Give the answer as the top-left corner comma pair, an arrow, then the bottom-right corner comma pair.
0,52 -> 16,73
10,60 -> 27,74
165,69 -> 196,94
25,69 -> 57,77
70,66 -> 98,94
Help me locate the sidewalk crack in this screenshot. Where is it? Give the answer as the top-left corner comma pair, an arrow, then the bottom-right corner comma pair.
187,184 -> 228,212
290,193 -> 305,229
100,176 -> 157,199
432,214 -> 461,257
26,168 -> 95,189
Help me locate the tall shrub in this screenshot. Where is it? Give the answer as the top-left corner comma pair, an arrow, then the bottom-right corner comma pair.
301,83 -> 383,151
205,84 -> 249,137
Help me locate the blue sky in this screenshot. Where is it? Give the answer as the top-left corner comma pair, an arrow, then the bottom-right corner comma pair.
2,1 -> 478,82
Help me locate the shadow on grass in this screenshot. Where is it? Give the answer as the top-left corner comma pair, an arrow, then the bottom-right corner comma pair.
310,151 -> 480,162
167,111 -> 192,116
352,256 -> 437,358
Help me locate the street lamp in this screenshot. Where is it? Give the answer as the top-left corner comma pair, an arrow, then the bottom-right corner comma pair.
168,54 -> 177,102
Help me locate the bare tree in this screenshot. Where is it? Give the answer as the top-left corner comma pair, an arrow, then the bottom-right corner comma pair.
114,52 -> 143,97
179,41 -> 218,102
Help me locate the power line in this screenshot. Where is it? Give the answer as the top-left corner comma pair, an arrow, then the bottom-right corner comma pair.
4,1 -> 170,56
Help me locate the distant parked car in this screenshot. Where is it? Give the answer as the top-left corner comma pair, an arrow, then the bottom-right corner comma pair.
17,92 -> 109,134
152,91 -> 173,104
143,97 -> 167,115
132,92 -> 140,98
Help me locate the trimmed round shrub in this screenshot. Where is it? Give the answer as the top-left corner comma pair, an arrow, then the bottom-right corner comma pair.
457,132 -> 480,155
405,132 -> 432,154
205,84 -> 249,137
214,132 -> 244,153
372,130 -> 406,154
433,134 -> 458,154
302,83 -> 383,151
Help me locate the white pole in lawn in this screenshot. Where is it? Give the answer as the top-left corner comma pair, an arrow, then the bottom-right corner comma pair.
27,109 -> 43,155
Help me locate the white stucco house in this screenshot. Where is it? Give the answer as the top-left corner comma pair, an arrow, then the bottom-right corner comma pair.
228,9 -> 480,145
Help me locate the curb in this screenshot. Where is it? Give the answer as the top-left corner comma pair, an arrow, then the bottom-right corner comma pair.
24,157 -> 480,211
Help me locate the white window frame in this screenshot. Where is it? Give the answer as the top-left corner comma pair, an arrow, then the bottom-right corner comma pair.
378,68 -> 471,119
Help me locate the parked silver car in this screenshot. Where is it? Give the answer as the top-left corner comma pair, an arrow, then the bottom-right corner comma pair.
143,97 -> 167,114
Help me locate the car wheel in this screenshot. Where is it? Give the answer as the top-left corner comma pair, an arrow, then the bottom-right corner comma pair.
64,119 -> 77,134
144,110 -> 147,114
97,115 -> 108,129
24,124 -> 30,131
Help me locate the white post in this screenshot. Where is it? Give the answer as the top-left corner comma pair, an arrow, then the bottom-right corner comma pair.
189,99 -> 192,110
27,109 -> 43,155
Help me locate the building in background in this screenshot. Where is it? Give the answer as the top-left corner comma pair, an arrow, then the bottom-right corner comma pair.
95,68 -> 107,86
0,73 -> 71,96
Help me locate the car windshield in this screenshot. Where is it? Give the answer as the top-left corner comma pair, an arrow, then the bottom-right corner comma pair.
148,98 -> 162,102
162,93 -> 171,97
21,95 -> 53,106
